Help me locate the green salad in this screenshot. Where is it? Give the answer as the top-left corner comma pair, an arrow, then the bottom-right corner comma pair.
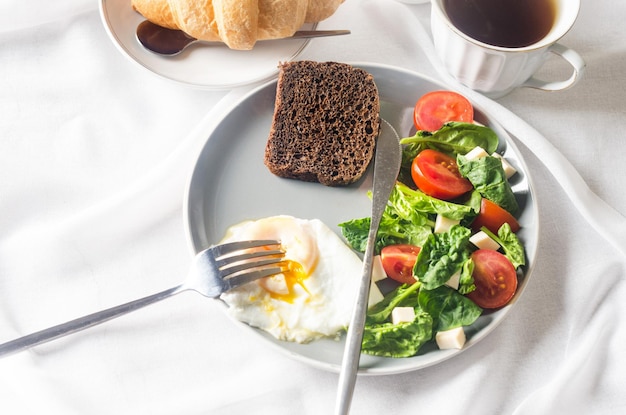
339,120 -> 526,358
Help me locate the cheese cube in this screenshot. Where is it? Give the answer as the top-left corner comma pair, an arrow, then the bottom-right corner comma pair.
464,146 -> 489,161
435,214 -> 460,234
436,327 -> 466,350
391,307 -> 416,325
491,152 -> 517,179
444,270 -> 461,290
470,230 -> 500,251
367,256 -> 388,308
368,280 -> 385,309
371,255 -> 387,282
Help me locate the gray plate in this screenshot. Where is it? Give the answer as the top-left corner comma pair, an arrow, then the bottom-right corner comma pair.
183,62 -> 539,375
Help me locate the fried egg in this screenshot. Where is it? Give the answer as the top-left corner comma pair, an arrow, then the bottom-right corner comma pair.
219,215 -> 362,343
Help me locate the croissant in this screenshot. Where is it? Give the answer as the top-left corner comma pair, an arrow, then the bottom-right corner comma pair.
131,0 -> 345,50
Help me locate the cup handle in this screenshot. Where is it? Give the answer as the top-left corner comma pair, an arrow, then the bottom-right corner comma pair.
522,43 -> 586,91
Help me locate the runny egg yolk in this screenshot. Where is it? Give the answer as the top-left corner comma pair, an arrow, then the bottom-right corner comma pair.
222,216 -> 320,304
258,259 -> 315,303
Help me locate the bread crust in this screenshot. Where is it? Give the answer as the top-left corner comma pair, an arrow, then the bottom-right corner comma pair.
131,0 -> 344,50
264,61 -> 380,186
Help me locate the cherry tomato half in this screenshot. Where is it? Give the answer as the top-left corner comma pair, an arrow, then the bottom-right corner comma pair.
380,244 -> 421,285
467,249 -> 517,309
471,198 -> 521,234
411,149 -> 473,200
413,90 -> 474,132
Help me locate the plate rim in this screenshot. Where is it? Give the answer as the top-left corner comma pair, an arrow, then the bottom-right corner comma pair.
98,0 -> 316,90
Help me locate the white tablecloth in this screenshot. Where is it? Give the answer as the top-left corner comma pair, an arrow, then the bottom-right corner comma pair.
1,1 -> 625,414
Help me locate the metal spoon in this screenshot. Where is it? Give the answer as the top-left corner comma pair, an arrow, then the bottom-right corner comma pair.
136,20 -> 351,56
334,119 -> 402,415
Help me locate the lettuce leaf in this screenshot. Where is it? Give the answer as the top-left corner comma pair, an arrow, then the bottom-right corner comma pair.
392,182 -> 473,221
339,183 -> 474,254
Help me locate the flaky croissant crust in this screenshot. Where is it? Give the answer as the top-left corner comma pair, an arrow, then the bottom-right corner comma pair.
132,0 -> 344,50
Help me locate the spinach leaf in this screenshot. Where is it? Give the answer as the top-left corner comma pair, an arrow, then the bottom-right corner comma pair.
338,217 -> 371,253
418,285 -> 482,332
362,282 -> 432,357
362,309 -> 433,358
414,225 -> 472,290
465,190 -> 483,215
457,154 -> 519,215
458,258 -> 476,295
400,122 -> 499,156
481,224 -> 526,269
366,282 -> 421,324
339,213 -> 432,254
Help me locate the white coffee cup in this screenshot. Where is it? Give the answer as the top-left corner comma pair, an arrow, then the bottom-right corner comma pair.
430,0 -> 586,98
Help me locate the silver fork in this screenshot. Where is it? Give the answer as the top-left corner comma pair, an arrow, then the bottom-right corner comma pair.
0,240 -> 285,358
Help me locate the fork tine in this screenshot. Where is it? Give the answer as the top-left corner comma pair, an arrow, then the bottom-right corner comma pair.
207,239 -> 287,292
216,248 -> 284,269
219,256 -> 287,278
211,239 -> 281,257
223,265 -> 287,291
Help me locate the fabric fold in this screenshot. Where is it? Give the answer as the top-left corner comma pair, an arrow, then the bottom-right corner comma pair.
0,0 -> 94,33
408,14 -> 626,258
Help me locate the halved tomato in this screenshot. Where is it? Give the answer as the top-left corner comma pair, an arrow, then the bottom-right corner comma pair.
413,90 -> 474,132
472,198 -> 520,234
467,249 -> 517,309
380,244 -> 421,285
411,149 -> 473,200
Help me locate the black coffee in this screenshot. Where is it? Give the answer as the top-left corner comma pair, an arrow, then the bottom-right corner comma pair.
443,0 -> 557,48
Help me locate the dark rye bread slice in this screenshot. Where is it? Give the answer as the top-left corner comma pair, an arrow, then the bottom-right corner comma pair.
264,61 -> 380,186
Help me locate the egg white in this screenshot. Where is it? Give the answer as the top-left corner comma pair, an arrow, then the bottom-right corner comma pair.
219,215 -> 362,343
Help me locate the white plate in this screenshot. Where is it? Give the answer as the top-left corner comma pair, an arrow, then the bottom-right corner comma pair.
183,62 -> 539,375
99,0 -> 315,89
